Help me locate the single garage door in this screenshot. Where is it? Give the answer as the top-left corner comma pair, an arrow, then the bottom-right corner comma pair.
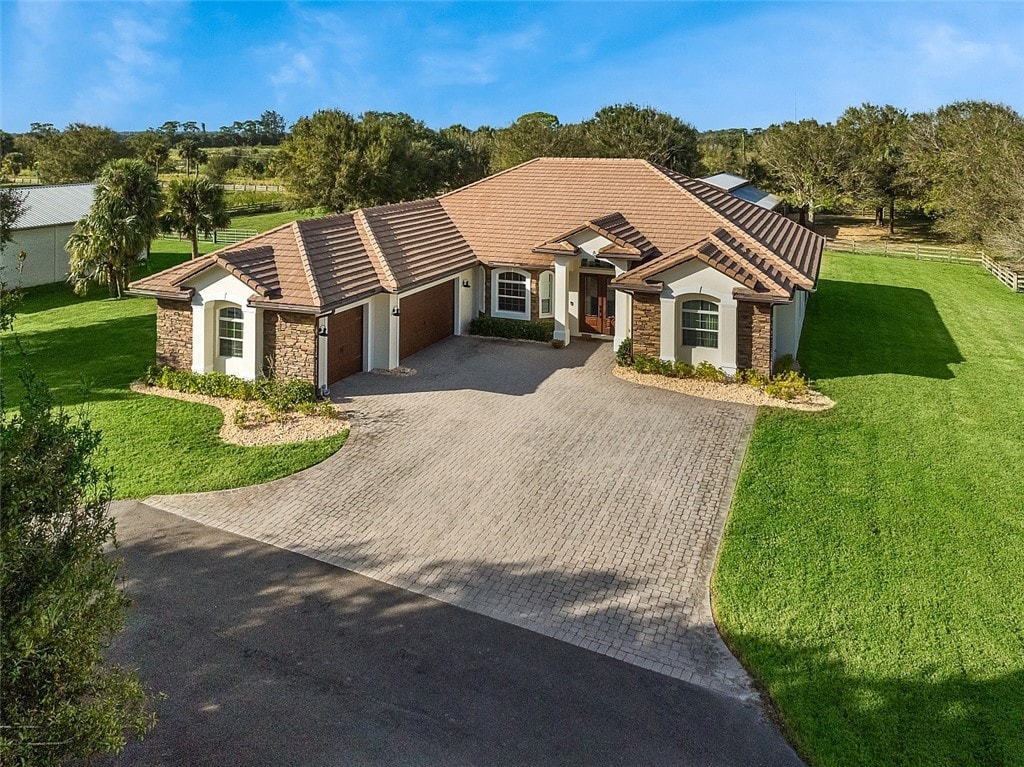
327,306 -> 363,384
400,280 -> 455,360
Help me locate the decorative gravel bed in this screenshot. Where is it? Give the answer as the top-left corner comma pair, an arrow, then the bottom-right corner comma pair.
612,366 -> 834,412
131,383 -> 350,446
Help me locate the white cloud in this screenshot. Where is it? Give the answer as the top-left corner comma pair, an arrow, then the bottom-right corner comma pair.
418,25 -> 545,86
270,50 -> 319,89
916,22 -> 1019,71
72,8 -> 179,124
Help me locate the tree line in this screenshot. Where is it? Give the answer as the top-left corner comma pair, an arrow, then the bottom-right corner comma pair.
3,100 -> 1022,258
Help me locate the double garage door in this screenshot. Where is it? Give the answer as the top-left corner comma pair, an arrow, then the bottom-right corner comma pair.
327,280 -> 455,385
399,280 -> 455,360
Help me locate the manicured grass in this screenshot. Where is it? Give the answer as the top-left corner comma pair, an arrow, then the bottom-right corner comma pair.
2,241 -> 346,500
230,208 -> 326,232
713,253 -> 1024,767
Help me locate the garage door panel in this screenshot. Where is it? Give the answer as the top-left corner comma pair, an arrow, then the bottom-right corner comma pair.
400,281 -> 455,360
328,307 -> 363,384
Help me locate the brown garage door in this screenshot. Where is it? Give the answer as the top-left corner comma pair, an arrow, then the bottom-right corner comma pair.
400,280 -> 455,360
327,306 -> 363,384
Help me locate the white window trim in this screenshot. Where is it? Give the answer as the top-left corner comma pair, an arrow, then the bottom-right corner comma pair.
539,270 -> 554,318
680,298 -> 720,349
491,268 -> 531,320
217,304 -> 244,359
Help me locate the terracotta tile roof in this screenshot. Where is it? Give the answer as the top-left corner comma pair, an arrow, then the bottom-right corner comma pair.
359,199 -> 477,291
534,212 -> 661,260
131,157 -> 823,312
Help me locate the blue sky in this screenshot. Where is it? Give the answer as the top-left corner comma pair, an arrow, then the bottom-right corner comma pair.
2,1 -> 1022,133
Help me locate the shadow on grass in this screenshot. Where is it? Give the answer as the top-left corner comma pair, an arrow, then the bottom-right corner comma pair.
802,279 -> 963,380
102,503 -> 802,766
723,632 -> 1022,767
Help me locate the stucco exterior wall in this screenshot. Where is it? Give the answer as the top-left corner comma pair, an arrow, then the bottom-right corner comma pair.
155,299 -> 193,369
3,224 -> 74,287
736,301 -> 773,375
263,311 -> 317,382
771,290 -> 808,365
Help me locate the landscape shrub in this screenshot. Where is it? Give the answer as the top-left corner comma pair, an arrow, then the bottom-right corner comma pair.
468,316 -> 554,342
773,354 -> 796,375
673,361 -> 695,378
694,361 -> 727,383
615,337 -> 633,367
735,368 -> 769,388
142,366 -> 319,412
764,370 -> 809,400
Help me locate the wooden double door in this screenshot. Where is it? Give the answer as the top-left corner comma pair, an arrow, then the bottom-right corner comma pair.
580,273 -> 616,336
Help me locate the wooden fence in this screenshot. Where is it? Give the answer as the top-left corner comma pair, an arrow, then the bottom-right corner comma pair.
825,237 -> 981,264
159,228 -> 257,246
222,182 -> 285,192
981,254 -> 1024,292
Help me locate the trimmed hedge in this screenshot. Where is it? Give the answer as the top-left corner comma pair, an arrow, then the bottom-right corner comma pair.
468,316 -> 554,342
142,366 -> 318,412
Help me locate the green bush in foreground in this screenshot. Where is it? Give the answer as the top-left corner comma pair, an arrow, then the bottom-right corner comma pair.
468,315 -> 554,342
1,369 -> 155,763
143,366 -> 318,413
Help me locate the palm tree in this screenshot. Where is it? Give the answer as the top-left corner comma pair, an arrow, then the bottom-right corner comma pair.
66,159 -> 163,297
162,177 -> 230,259
67,205 -> 147,297
177,138 -> 207,178
94,158 -> 163,258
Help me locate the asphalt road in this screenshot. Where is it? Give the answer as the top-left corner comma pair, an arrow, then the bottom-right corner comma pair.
103,501 -> 803,767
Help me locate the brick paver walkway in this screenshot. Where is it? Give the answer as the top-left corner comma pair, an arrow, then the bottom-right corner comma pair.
145,337 -> 757,698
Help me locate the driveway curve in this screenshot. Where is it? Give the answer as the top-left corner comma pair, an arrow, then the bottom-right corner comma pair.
146,337 -> 757,698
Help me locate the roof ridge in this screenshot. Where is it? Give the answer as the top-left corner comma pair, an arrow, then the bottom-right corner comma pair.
353,209 -> 398,292
708,230 -> 789,295
438,156 -> 547,200
292,220 -> 324,308
650,165 -> 815,287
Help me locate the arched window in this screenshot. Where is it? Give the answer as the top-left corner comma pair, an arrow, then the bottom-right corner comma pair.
681,299 -> 718,348
218,306 -> 244,358
539,271 -> 554,317
493,269 -> 529,318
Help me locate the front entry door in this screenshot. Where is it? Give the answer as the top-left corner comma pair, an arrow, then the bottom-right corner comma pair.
580,273 -> 616,336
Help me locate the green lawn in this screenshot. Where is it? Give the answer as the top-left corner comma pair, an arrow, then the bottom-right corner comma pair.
2,241 -> 346,500
230,208 -> 326,232
714,253 -> 1024,767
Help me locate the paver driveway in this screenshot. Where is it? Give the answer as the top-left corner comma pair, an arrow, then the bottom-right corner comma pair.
146,337 -> 757,697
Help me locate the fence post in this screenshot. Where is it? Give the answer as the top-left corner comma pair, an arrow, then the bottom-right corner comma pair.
213,230 -> 218,244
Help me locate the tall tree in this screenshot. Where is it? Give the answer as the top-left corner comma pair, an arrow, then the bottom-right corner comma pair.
757,119 -> 849,226
277,110 -> 363,211
257,110 -> 288,145
837,103 -> 911,232
489,112 -> 570,172
161,177 -> 230,259
177,138 -> 207,178
33,124 -> 128,183
127,131 -> 171,177
581,104 -> 700,174
1,187 -> 29,326
96,158 -> 164,259
904,101 -> 1024,244
0,369 -> 155,764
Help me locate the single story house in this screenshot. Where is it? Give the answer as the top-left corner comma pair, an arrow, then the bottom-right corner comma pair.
129,158 -> 823,390
1,183 -> 96,287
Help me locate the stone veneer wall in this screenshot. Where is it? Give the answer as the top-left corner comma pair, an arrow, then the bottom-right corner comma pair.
263,310 -> 317,382
736,301 -> 773,375
630,293 -> 661,356
156,299 -> 192,369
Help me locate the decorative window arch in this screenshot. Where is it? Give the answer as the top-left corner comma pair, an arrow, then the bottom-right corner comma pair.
681,299 -> 719,348
218,305 -> 244,358
492,268 -> 530,319
539,271 -> 554,318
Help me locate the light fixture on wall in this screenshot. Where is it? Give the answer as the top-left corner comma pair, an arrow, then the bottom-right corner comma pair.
462,279 -> 471,288
317,326 -> 328,337
391,307 -> 401,317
